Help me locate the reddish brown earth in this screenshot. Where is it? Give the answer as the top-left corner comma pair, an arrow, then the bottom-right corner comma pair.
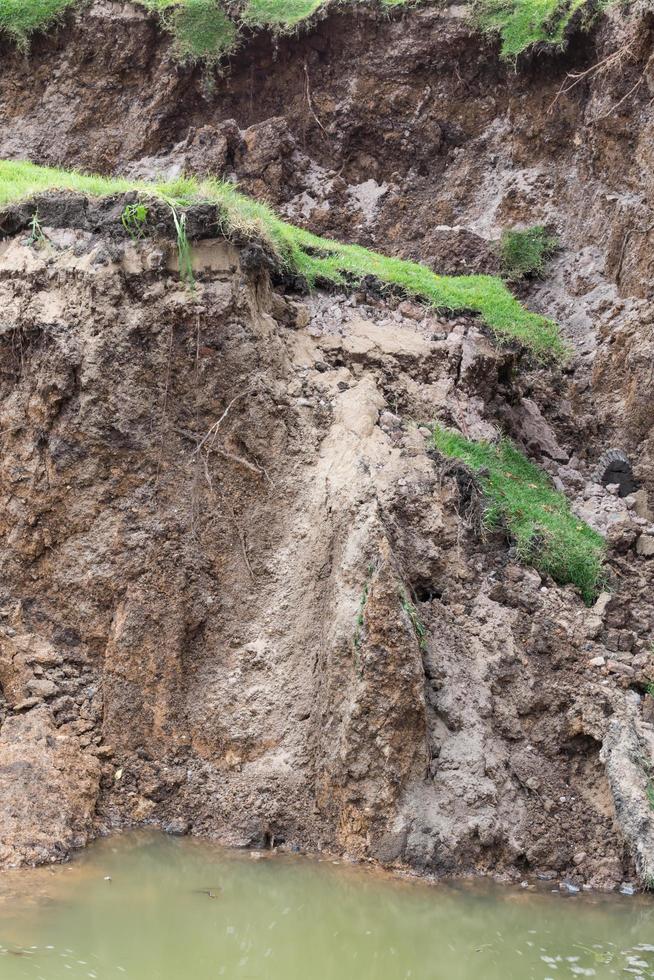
1,1 -> 654,890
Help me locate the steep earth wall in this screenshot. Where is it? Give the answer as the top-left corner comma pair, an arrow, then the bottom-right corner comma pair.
1,1 -> 654,889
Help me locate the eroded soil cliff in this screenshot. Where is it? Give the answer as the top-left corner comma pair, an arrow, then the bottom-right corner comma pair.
1,0 -> 654,889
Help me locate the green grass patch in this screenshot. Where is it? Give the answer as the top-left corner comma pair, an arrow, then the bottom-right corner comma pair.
2,0 -> 413,57
432,427 -> 606,603
400,590 -> 427,649
0,0 -> 80,48
241,0 -> 324,29
140,0 -> 238,60
473,0 -> 600,58
121,202 -> 150,240
0,159 -> 564,359
500,225 -> 558,281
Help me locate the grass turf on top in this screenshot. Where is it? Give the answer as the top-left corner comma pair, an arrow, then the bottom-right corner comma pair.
0,159 -> 565,360
0,0 -> 411,57
0,0 -> 607,60
241,0 -> 324,29
0,0 -> 78,48
473,0 -> 597,58
139,0 -> 237,60
433,427 -> 606,603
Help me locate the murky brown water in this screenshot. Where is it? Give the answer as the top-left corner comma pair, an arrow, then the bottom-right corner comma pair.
0,832 -> 653,979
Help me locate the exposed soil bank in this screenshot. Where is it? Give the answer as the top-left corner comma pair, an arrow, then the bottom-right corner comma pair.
1,1 -> 654,889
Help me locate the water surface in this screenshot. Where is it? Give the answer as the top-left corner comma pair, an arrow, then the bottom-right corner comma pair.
0,832 -> 653,979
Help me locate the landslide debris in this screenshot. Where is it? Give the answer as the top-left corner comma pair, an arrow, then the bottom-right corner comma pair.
0,160 -> 564,357
0,0 -> 653,894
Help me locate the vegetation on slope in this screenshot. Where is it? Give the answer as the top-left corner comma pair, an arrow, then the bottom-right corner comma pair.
0,0 -> 609,60
500,225 -> 558,281
140,0 -> 237,59
241,0 -> 324,29
433,427 -> 606,603
0,0 -> 78,48
0,0 -> 411,58
473,0 -> 602,58
0,160 -> 565,359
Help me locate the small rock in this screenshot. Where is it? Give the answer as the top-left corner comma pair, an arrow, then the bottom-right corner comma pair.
26,678 -> 58,699
51,695 -> 75,714
592,592 -> 611,616
606,660 -> 635,677
636,534 -> 654,557
13,697 -> 41,711
589,656 -> 606,667
573,851 -> 587,866
397,300 -> 425,321
164,818 -> 191,836
291,303 -> 310,329
585,615 -> 603,639
605,629 -> 621,651
633,488 -> 652,520
619,881 -> 636,895
26,649 -> 63,667
618,631 -> 635,652
522,569 -> 542,589
379,410 -> 402,430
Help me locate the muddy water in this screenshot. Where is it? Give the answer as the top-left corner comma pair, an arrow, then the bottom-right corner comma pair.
0,833 -> 653,980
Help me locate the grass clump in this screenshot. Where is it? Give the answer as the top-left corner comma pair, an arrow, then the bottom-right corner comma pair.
473,0 -> 596,58
140,0 -> 238,60
500,225 -> 558,281
241,0 -> 324,29
353,578 -> 371,652
400,591 -> 427,649
432,426 -> 606,604
27,210 -> 47,247
121,203 -> 149,240
0,159 -> 564,359
0,0 -> 79,48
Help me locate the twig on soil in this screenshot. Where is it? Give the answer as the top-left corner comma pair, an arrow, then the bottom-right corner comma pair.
213,446 -> 264,477
155,321 -> 175,485
592,75 -> 644,123
547,42 -> 635,115
219,485 -> 256,581
191,310 -> 203,533
198,453 -> 254,579
193,388 -> 254,456
303,60 -> 328,136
